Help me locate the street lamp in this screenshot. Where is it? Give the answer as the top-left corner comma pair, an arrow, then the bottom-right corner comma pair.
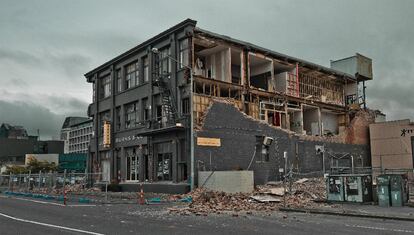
152,47 -> 195,191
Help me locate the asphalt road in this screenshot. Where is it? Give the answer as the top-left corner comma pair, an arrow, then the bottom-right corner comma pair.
1,195 -> 414,235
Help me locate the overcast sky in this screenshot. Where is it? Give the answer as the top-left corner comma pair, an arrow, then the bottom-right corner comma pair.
0,0 -> 413,139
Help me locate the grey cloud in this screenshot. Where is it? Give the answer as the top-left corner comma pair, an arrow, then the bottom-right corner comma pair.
0,100 -> 64,139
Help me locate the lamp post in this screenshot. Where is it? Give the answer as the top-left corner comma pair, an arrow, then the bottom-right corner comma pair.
151,47 -> 195,191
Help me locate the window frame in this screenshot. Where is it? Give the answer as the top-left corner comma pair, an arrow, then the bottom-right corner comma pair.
125,61 -> 139,90
125,101 -> 139,129
178,38 -> 189,69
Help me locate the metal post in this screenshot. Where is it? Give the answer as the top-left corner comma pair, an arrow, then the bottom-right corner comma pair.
105,181 -> 108,202
38,170 -> 42,191
8,173 -> 12,192
351,155 -> 354,174
322,151 -> 325,174
190,70 -> 195,191
283,151 -> 287,208
63,169 -> 67,206
27,170 -> 31,192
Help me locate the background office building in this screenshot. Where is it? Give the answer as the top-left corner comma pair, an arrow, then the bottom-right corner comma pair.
61,117 -> 93,154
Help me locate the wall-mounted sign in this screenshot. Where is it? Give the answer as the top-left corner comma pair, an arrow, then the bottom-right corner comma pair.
115,135 -> 144,144
197,137 -> 221,147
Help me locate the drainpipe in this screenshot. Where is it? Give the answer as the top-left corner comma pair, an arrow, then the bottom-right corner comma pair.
296,63 -> 299,97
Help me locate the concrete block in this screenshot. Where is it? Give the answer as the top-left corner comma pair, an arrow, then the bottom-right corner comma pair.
198,171 -> 254,193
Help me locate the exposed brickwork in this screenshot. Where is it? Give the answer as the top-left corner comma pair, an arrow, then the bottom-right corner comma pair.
195,102 -> 370,185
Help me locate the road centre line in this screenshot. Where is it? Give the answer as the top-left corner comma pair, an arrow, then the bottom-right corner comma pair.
0,211 -> 104,235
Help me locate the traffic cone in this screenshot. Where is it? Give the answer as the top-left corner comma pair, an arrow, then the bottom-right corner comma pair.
139,184 -> 145,205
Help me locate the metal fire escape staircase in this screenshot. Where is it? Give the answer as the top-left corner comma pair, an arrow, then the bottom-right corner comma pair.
152,53 -> 179,127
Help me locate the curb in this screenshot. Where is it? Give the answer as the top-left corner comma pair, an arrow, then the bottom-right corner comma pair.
279,207 -> 414,222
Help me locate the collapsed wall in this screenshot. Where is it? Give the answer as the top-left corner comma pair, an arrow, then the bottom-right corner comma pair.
195,101 -> 370,185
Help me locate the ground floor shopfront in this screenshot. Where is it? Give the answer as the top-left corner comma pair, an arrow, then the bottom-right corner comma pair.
89,126 -> 190,193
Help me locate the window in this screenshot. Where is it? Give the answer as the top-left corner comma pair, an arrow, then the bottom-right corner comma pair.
100,75 -> 111,99
92,82 -> 96,102
143,56 -> 149,83
126,147 -> 139,181
182,97 -> 190,114
116,69 -> 122,93
125,62 -> 139,89
125,101 -> 139,129
115,106 -> 121,131
99,111 -> 110,137
178,39 -> 189,69
142,98 -> 149,121
159,47 -> 171,75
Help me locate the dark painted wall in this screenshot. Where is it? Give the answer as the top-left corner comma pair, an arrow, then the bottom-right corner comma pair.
0,139 -> 64,163
195,102 -> 370,185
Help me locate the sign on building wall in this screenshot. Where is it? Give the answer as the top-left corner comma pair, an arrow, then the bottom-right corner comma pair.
197,137 -> 221,147
103,121 -> 111,148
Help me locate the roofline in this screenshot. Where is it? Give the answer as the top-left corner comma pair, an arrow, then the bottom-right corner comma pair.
70,119 -> 93,127
194,27 -> 356,81
84,18 -> 197,80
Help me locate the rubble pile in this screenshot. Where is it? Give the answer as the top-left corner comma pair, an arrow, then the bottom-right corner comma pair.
169,178 -> 330,215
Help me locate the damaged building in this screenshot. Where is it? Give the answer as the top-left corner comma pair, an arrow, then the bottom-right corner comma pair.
85,19 -> 375,193
191,24 -> 375,185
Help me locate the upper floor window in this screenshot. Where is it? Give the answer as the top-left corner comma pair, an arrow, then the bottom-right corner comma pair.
116,69 -> 122,93
159,47 -> 171,75
142,98 -> 149,121
143,56 -> 149,83
125,101 -> 139,129
92,82 -> 96,102
99,111 -> 110,137
100,75 -> 111,99
179,39 -> 189,69
182,97 -> 190,115
125,62 -> 139,89
115,106 -> 121,131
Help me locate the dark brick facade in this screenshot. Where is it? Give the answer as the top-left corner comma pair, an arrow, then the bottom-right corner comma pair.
195,102 -> 370,185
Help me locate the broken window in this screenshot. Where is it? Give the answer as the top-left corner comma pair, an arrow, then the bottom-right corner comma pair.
249,53 -> 273,91
194,43 -> 231,82
303,105 -> 320,136
125,101 -> 139,129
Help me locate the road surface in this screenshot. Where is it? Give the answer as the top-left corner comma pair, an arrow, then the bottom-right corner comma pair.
0,195 -> 413,235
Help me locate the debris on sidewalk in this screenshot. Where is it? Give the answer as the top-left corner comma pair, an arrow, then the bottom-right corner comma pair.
168,177 -> 331,215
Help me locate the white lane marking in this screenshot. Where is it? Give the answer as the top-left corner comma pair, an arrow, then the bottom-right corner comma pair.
1,195 -> 96,207
13,197 -> 65,206
345,224 -> 414,233
0,212 -> 104,235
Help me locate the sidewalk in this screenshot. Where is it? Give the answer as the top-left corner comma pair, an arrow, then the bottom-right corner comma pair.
280,203 -> 414,221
